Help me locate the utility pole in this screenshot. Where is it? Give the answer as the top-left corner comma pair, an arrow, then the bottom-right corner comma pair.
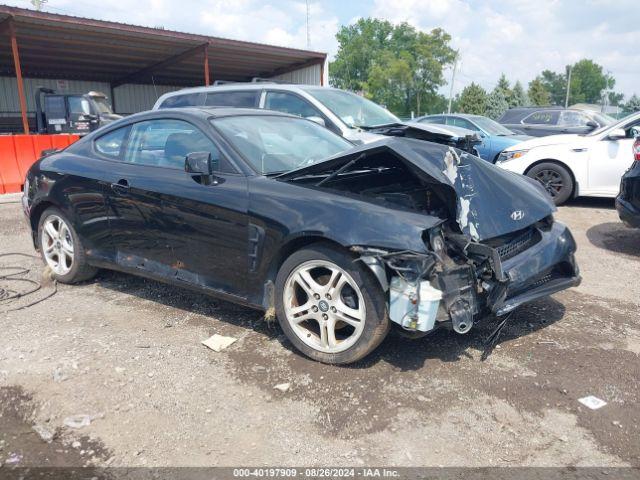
564,64 -> 572,108
447,51 -> 459,114
306,0 -> 311,49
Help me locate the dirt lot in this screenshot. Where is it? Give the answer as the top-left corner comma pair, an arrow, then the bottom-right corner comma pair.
0,196 -> 638,468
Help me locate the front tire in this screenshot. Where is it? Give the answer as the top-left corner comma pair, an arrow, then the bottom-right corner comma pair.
275,244 -> 389,364
527,162 -> 574,205
38,207 -> 97,284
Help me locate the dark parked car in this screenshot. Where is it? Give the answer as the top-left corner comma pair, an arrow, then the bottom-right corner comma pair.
616,134 -> 640,228
23,108 -> 580,364
499,107 -> 614,137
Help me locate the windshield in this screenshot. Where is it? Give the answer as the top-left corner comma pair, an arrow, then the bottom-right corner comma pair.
92,97 -> 114,115
471,116 -> 515,136
213,115 -> 353,174
592,112 -> 615,126
587,111 -> 637,136
304,88 -> 400,129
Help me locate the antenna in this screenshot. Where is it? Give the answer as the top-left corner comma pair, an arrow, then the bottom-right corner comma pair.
306,0 -> 311,48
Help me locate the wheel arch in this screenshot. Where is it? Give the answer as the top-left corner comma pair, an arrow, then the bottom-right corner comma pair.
264,235 -> 351,287
523,158 -> 578,197
29,200 -> 59,249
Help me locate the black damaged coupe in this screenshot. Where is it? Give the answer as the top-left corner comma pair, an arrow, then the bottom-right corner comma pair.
23,108 -> 580,364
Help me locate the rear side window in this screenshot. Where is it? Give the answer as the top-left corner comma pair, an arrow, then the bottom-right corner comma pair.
448,117 -> 477,131
523,111 -> 559,125
419,116 -> 445,124
158,93 -> 204,109
205,91 -> 258,108
264,91 -> 321,118
94,126 -> 129,158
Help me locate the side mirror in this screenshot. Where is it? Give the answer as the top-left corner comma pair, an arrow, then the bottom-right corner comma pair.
607,128 -> 626,140
586,120 -> 599,129
185,151 -> 218,185
306,116 -> 326,127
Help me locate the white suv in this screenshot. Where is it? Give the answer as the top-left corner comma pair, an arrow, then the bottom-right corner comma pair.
153,83 -> 480,148
153,84 -> 400,144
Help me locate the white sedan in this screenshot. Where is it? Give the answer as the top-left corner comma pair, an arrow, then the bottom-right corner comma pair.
496,112 -> 640,205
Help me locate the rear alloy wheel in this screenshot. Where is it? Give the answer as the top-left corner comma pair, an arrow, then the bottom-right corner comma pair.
275,245 -> 389,364
527,162 -> 574,205
38,207 -> 97,284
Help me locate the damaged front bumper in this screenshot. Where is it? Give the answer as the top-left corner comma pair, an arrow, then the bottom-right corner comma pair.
353,219 -> 580,335
494,221 -> 580,316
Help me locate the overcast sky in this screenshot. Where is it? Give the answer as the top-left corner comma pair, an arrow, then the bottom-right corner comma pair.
5,0 -> 639,99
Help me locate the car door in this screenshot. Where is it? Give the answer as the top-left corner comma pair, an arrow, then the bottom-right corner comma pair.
587,118 -> 640,195
447,117 -> 491,159
105,117 -> 249,295
53,126 -> 128,261
520,110 -> 560,136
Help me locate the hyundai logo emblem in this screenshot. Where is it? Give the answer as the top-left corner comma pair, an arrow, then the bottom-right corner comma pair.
511,210 -> 525,221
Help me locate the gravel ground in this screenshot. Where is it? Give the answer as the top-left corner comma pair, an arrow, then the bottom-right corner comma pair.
0,196 -> 638,468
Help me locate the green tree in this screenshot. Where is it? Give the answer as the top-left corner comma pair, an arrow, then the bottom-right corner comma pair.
539,70 -> 567,105
607,92 -> 625,107
329,18 -> 394,92
329,18 -> 456,117
625,94 -> 640,114
569,59 -> 615,104
458,83 -> 487,115
509,81 -> 529,107
496,73 -> 511,97
485,87 -> 508,120
528,78 -> 551,106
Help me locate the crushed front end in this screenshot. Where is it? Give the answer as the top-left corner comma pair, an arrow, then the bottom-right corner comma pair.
353,214 -> 580,336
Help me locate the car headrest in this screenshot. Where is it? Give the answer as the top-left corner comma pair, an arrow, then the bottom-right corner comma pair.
164,132 -> 193,161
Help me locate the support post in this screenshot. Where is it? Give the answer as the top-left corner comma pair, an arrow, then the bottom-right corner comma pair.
320,59 -> 325,86
204,43 -> 210,86
8,20 -> 29,135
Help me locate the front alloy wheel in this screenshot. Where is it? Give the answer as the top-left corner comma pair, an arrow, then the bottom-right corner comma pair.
275,244 -> 389,364
284,260 -> 366,354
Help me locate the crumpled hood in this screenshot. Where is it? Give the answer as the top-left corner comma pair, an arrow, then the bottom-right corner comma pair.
280,137 -> 556,242
503,133 -> 588,152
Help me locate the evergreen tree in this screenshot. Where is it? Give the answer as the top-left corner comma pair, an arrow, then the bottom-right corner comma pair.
485,88 -> 509,120
509,81 -> 529,107
528,78 -> 551,106
496,73 -> 511,97
458,83 -> 488,115
625,94 -> 640,114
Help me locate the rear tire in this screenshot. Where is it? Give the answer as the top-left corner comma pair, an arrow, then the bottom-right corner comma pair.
38,207 -> 97,284
275,244 -> 389,364
527,162 -> 573,205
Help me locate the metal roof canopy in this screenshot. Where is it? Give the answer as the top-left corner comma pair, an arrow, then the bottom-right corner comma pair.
0,5 -> 326,87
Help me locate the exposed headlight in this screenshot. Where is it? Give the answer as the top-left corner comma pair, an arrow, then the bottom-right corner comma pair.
497,149 -> 529,163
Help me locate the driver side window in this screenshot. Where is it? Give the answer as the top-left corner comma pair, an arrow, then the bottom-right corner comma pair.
123,119 -> 235,173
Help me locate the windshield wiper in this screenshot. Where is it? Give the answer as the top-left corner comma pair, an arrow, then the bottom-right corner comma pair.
316,153 -> 365,187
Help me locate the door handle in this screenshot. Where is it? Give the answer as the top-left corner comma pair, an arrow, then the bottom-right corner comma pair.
111,179 -> 130,195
